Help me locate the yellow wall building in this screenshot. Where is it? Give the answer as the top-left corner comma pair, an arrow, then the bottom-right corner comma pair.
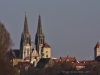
41,43 -> 51,58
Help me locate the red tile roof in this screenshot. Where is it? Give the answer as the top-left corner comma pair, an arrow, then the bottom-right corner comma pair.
95,42 -> 100,48
72,62 -> 85,67
60,55 -> 77,62
53,59 -> 60,63
43,43 -> 51,48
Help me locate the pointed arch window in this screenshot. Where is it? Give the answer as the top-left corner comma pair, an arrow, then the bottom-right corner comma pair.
41,39 -> 42,44
27,48 -> 29,55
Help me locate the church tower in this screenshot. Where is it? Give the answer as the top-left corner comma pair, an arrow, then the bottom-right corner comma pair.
35,14 -> 45,56
20,13 -> 32,59
94,42 -> 100,60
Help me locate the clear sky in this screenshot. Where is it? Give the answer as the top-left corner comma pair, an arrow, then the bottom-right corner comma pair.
0,0 -> 100,60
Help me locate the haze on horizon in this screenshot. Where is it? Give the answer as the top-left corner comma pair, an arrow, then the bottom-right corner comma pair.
0,0 -> 100,60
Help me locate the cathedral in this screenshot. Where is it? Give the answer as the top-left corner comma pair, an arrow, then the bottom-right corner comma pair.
10,13 -> 51,66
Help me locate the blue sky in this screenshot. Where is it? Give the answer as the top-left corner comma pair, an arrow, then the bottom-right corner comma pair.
0,0 -> 100,60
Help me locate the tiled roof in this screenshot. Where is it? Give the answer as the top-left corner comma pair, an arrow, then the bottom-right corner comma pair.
53,59 -> 60,63
60,55 -> 77,62
43,43 -> 51,48
95,42 -> 100,48
76,60 -> 97,65
36,58 -> 53,68
72,62 -> 85,67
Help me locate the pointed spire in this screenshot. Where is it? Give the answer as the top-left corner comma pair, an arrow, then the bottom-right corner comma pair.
24,12 -> 29,34
37,13 -> 43,34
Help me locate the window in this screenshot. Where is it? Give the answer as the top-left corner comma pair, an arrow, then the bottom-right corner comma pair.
46,55 -> 48,58
41,39 -> 42,44
27,48 -> 29,55
27,38 -> 29,43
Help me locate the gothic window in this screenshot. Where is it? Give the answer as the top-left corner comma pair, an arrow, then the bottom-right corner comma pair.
27,48 -> 29,55
27,38 -> 29,43
41,39 -> 42,44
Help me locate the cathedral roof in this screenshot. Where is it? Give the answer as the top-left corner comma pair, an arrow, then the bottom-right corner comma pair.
95,42 -> 100,48
43,43 -> 51,48
36,58 -> 54,68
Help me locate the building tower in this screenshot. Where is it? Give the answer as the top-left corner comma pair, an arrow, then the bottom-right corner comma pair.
41,43 -> 51,58
20,13 -> 32,59
94,42 -> 100,60
35,14 -> 45,56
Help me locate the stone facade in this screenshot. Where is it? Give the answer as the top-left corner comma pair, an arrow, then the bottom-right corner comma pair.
20,12 -> 32,60
94,42 -> 100,60
10,13 -> 51,67
41,43 -> 51,58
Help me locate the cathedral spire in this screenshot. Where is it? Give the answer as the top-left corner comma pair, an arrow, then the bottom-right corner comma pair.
24,12 -> 29,34
35,14 -> 45,55
37,13 -> 43,34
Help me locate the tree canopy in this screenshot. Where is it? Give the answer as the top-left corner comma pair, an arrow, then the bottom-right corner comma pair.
0,22 -> 17,75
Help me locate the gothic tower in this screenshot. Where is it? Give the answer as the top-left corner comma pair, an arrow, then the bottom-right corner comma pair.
35,14 -> 45,56
94,42 -> 100,60
20,13 -> 32,59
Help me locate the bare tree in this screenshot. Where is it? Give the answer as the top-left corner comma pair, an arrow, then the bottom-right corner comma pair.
0,22 -> 15,75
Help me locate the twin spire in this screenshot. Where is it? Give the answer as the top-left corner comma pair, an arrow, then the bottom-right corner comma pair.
37,13 -> 43,34
24,12 -> 29,34
24,12 -> 43,34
